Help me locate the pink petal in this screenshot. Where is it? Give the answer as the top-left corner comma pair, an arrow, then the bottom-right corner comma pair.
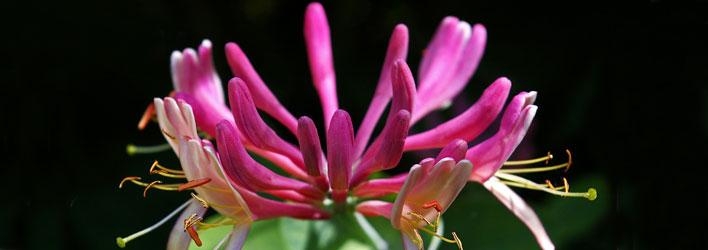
234,184 -> 330,220
170,40 -> 224,104
297,116 -> 325,177
405,77 -> 510,151
350,110 -> 411,186
326,110 -> 355,201
414,21 -> 488,124
466,92 -> 538,182
356,200 -> 393,219
353,173 -> 407,198
154,97 -> 199,155
228,78 -> 305,169
173,92 -> 233,138
483,177 -> 555,250
223,224 -> 250,250
216,121 -> 323,199
355,24 -> 409,157
417,16 -> 461,90
224,42 -> 298,134
408,159 -> 473,214
434,139 -> 468,162
166,200 -> 207,250
391,164 -> 424,229
304,2 -> 338,128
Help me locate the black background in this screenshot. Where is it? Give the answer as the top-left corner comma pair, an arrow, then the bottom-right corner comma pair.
2,0 -> 707,249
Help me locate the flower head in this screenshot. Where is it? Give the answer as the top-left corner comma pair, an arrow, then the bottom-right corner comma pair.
118,2 -> 596,250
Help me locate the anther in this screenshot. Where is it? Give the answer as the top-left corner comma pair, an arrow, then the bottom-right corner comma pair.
452,232 -> 463,250
179,178 -> 212,191
119,176 -> 141,189
143,180 -> 162,197
186,226 -> 202,247
423,200 -> 443,212
150,160 -> 184,174
564,149 -> 572,172
545,151 -> 553,165
137,103 -> 155,130
545,180 -> 555,190
562,177 -> 570,193
190,193 -> 209,208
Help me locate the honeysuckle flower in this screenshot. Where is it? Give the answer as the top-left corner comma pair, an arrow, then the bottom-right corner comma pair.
119,2 -> 596,250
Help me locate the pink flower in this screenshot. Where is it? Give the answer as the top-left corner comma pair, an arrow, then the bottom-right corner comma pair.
119,2 -> 596,250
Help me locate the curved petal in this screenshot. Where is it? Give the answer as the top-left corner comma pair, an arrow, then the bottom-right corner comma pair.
356,200 -> 393,219
355,24 -> 409,159
228,78 -> 305,169
297,116 -> 325,177
304,2 -> 338,128
434,139 -> 468,163
483,177 -> 554,250
224,42 -> 298,134
466,91 -> 538,182
353,173 -> 407,198
216,121 -> 323,199
166,200 -> 208,250
405,77 -> 510,151
223,224 -> 251,250
327,110 -> 355,201
351,110 -> 411,186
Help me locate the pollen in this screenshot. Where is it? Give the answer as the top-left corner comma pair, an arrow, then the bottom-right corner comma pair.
143,180 -> 162,197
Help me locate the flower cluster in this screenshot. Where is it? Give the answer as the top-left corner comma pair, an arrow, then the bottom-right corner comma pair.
118,2 -> 596,250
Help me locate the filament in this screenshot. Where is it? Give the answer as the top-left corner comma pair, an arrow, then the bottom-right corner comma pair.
116,199 -> 191,248
126,143 -> 171,156
500,150 -> 572,174
417,226 -> 459,245
495,172 -> 597,201
504,152 -> 553,166
118,176 -> 180,192
143,181 -> 162,197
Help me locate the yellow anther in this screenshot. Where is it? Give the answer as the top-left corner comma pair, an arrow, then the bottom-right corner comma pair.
184,213 -> 203,229
564,149 -> 572,172
191,193 -> 209,208
452,232 -> 463,250
563,177 -> 570,193
150,160 -> 184,174
545,180 -> 555,190
143,181 -> 162,197
119,176 -> 141,189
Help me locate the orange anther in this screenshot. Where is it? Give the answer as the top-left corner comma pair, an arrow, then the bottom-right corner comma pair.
545,180 -> 555,190
423,200 -> 443,212
137,103 -> 155,130
143,180 -> 162,197
185,226 -> 202,246
178,178 -> 211,191
564,149 -> 573,172
562,177 -> 570,193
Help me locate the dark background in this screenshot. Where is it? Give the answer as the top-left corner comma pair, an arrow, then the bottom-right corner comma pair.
2,0 -> 707,249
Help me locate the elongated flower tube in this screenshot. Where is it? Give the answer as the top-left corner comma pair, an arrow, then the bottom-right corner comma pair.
121,2 -> 597,249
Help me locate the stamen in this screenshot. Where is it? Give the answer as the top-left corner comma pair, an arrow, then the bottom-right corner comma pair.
186,226 -> 203,247
190,193 -> 209,208
423,200 -> 443,212
407,211 -> 433,226
126,143 -> 172,156
452,232 -> 463,250
545,180 -> 555,190
137,103 -> 155,130
197,217 -> 236,230
143,181 -> 162,197
564,149 -> 572,172
495,172 -> 597,201
563,177 -> 570,193
119,176 -> 141,189
150,160 -> 184,174
178,178 -> 212,191
504,152 -> 553,166
417,226 -> 459,244
116,199 -> 191,248
500,150 -> 572,174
